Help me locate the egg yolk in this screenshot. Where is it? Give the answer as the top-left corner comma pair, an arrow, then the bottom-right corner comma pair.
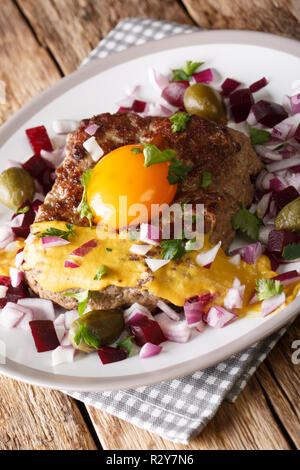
87,144 -> 177,229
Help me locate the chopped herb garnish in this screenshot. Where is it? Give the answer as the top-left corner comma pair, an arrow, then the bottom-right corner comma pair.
131,147 -> 143,154
74,321 -> 101,349
201,172 -> 212,189
272,142 -> 289,151
142,143 -> 176,168
161,238 -> 186,260
255,278 -> 284,301
16,206 -> 30,214
63,290 -> 89,316
169,112 -> 190,133
172,60 -> 204,82
167,160 -> 191,185
232,205 -> 263,240
248,126 -> 271,146
106,248 -> 113,252
282,243 -> 300,261
94,265 -> 109,281
117,336 -> 134,357
77,169 -> 93,227
38,223 -> 75,241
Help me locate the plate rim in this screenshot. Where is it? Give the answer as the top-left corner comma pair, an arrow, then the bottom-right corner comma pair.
0,29 -> 299,391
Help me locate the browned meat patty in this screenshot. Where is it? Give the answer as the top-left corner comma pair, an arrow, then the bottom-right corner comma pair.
25,112 -> 263,311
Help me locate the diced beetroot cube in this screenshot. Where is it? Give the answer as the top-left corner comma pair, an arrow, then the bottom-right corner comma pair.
249,77 -> 268,93
11,203 -> 35,238
131,100 -> 146,113
97,346 -> 127,365
229,89 -> 254,123
221,78 -> 241,96
22,155 -> 52,181
268,230 -> 299,255
252,100 -> 288,127
129,317 -> 166,347
273,186 -> 299,211
41,167 -> 56,194
26,126 -> 53,156
29,320 -> 60,353
265,250 -> 280,271
0,276 -> 11,287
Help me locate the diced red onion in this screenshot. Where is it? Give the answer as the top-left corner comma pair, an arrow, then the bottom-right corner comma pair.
193,68 -> 213,84
196,241 -> 221,268
257,192 -> 272,218
125,312 -> 147,327
161,81 -> 189,108
70,239 -> 97,257
0,303 -> 24,329
270,177 -> 286,192
249,77 -> 268,93
290,93 -> 300,115
157,300 -> 181,321
61,335 -> 72,347
221,78 -> 241,96
139,342 -> 162,359
63,310 -> 79,330
9,267 -> 22,288
52,346 -> 76,366
54,313 -> 65,328
229,88 -> 254,123
64,259 -> 80,269
54,324 -> 66,344
155,312 -> 191,343
115,85 -> 140,108
41,237 -> 70,248
25,233 -> 36,245
272,115 -> 300,141
129,244 -> 151,256
41,148 -> 65,169
224,279 -> 245,309
10,214 -> 25,229
228,254 -> 241,266
230,242 -> 263,265
261,292 -> 285,317
85,124 -> 99,136
149,68 -> 170,91
205,306 -> 237,328
140,223 -> 161,245
17,311 -> 34,332
145,258 -> 170,272
6,160 -> 22,169
124,303 -> 152,325
184,297 -> 204,327
52,120 -> 78,135
272,270 -> 300,286
287,172 -> 300,191
295,124 -> 300,144
252,100 -> 288,127
259,225 -> 274,245
0,225 -> 15,249
0,286 -> 8,298
18,298 -> 55,321
83,136 -> 104,162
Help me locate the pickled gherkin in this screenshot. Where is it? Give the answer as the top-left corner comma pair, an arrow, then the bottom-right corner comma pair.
275,197 -> 300,233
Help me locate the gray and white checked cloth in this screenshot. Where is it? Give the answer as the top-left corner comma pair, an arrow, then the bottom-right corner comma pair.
66,18 -> 294,445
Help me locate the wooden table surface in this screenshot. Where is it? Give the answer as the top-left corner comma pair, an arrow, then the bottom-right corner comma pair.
0,0 -> 299,450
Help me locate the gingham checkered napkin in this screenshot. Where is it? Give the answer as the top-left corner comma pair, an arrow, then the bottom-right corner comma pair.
66,18 -> 292,445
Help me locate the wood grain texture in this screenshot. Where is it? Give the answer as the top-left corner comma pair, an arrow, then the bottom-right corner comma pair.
0,378 -> 97,450
86,375 -> 291,450
182,0 -> 300,40
16,0 -> 194,75
0,0 -> 61,125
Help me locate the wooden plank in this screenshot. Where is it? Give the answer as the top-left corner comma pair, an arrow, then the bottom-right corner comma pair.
0,0 -> 61,125
182,0 -> 300,40
16,0 -> 194,75
86,375 -> 291,450
0,377 -> 97,450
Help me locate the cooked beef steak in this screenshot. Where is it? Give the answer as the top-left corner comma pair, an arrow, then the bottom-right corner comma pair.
25,112 -> 263,310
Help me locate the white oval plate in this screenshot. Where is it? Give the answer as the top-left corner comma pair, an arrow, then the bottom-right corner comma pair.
0,30 -> 299,391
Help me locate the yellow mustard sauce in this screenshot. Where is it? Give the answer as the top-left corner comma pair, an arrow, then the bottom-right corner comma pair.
21,221 -> 300,314
0,240 -> 25,276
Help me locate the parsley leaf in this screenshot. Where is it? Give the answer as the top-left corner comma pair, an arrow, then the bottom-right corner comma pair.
74,321 -> 101,350
169,112 -> 190,133
131,147 -> 143,154
106,248 -> 112,252
77,169 -> 93,227
248,126 -> 271,146
167,160 -> 191,185
161,238 -> 186,260
172,60 -> 204,82
142,143 -> 176,168
63,290 -> 89,316
255,278 -> 284,301
232,205 -> 263,240
94,265 -> 109,281
282,243 -> 300,261
16,206 -> 30,214
117,336 -> 134,357
38,223 -> 75,241
201,172 -> 212,189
